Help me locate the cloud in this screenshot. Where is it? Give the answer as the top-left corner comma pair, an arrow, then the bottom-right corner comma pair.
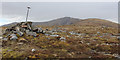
106,18 -> 118,23
0,16 -> 26,26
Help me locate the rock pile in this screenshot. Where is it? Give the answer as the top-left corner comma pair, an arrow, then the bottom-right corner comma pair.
2,22 -> 45,41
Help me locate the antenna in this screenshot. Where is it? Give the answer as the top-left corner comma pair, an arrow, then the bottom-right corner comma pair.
26,6 -> 31,22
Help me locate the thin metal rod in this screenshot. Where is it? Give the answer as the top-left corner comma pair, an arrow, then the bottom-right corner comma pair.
26,7 -> 30,22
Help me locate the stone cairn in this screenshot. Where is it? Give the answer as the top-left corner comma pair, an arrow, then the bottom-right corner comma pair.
2,22 -> 45,41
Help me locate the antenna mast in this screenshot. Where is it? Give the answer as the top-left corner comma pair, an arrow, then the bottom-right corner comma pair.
26,6 -> 31,22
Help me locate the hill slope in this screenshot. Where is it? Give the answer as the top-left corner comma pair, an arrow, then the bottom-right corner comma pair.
75,18 -> 119,28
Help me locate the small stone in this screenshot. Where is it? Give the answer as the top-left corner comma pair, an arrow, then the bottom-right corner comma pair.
31,49 -> 36,52
7,49 -> 13,52
89,56 -> 92,58
60,37 -> 66,40
53,54 -> 57,57
97,32 -> 100,34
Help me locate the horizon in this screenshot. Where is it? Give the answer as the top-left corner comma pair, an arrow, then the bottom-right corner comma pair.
0,16 -> 119,26
0,2 -> 118,26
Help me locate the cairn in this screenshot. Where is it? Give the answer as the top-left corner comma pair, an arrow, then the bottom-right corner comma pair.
2,22 -> 45,41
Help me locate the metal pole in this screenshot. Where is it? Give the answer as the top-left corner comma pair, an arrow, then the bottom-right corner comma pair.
26,6 -> 30,22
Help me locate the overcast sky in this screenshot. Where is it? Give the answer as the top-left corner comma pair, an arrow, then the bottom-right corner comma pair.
0,2 -> 118,26
1,0 -> 119,2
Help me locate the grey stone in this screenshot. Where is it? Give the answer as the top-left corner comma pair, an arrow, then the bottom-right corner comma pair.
10,34 -> 16,37
26,31 -> 37,37
3,38 -> 8,41
17,31 -> 24,36
45,33 -> 50,36
69,31 -> 76,35
60,37 -> 66,40
50,35 -> 59,37
26,30 -> 30,33
7,49 -> 13,52
10,34 -> 18,40
15,26 -> 20,31
97,32 -> 100,34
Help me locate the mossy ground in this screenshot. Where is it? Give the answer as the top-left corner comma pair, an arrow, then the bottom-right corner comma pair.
1,24 -> 119,59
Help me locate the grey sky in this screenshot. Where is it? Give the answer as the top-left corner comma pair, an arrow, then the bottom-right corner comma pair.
0,2 -> 118,25
1,0 -> 119,2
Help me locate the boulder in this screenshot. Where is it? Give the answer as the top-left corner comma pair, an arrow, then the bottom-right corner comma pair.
10,34 -> 18,40
26,31 -> 37,37
17,31 -> 24,36
10,34 -> 16,37
15,26 -> 21,31
33,27 -> 43,33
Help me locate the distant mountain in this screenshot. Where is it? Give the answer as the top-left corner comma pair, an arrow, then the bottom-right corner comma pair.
32,17 -> 81,26
1,22 -> 18,27
1,17 -> 119,28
